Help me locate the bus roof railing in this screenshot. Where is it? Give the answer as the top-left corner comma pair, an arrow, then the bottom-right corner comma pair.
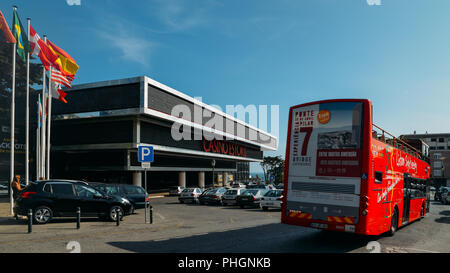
372,124 -> 428,161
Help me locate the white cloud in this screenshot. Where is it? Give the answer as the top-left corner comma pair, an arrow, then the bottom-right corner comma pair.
366,0 -> 381,5
66,0 -> 81,6
97,18 -> 155,67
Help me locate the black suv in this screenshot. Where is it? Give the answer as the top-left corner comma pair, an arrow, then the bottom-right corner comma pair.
14,180 -> 133,224
89,183 -> 149,213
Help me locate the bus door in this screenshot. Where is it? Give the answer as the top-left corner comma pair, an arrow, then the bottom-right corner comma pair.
402,173 -> 411,224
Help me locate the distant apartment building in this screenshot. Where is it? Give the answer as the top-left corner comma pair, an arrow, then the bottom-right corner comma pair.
400,133 -> 450,187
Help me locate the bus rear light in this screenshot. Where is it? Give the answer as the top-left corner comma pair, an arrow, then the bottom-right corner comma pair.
362,210 -> 368,216
19,192 -> 36,199
362,195 -> 369,202
362,202 -> 369,209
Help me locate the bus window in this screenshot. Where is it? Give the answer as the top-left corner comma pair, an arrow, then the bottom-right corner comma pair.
375,171 -> 383,184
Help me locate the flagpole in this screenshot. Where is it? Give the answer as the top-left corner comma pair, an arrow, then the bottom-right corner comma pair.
36,95 -> 40,181
25,17 -> 30,185
10,6 -> 17,215
46,66 -> 52,179
41,35 -> 47,179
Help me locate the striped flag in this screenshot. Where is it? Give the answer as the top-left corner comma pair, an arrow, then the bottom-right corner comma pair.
51,68 -> 72,88
49,68 -> 69,103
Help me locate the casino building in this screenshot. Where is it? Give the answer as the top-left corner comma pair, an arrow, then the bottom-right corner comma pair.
50,76 -> 277,192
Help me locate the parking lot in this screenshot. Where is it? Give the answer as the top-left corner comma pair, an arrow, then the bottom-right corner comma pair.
0,196 -> 448,253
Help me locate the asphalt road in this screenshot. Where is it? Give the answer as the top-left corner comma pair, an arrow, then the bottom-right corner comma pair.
0,197 -> 448,253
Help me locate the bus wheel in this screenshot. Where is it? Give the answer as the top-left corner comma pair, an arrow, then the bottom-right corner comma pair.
388,209 -> 398,237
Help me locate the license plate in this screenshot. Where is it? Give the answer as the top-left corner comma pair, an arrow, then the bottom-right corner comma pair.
310,223 -> 328,229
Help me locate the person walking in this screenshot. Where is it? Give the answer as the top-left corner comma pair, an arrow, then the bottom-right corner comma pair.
10,174 -> 23,201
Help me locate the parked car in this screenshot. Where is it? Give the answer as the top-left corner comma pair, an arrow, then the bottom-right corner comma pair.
198,187 -> 228,205
222,188 -> 247,206
169,186 -> 185,196
13,180 -> 133,224
236,189 -> 269,208
435,187 -> 448,201
179,188 -> 203,204
260,189 -> 283,211
441,187 -> 450,205
246,184 -> 273,190
231,182 -> 246,188
90,183 -> 148,213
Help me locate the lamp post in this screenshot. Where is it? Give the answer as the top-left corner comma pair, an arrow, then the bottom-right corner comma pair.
211,160 -> 216,187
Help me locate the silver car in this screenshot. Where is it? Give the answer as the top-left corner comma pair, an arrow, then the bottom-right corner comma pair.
222,188 -> 246,206
179,188 -> 203,204
169,186 -> 185,196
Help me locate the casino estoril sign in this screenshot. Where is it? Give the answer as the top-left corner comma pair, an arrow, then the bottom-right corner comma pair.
203,139 -> 247,158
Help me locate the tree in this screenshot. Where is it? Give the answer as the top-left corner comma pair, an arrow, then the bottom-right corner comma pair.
260,156 -> 285,184
0,41 -> 43,181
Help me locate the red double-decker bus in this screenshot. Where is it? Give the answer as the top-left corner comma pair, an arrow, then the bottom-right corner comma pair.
281,99 -> 431,236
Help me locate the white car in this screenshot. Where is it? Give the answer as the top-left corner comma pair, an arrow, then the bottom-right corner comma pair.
179,188 -> 203,204
222,188 -> 246,206
260,189 -> 283,211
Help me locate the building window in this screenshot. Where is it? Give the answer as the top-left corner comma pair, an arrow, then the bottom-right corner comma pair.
431,138 -> 436,142
430,147 -> 436,150
433,170 -> 443,177
439,138 -> 445,143
433,161 -> 442,169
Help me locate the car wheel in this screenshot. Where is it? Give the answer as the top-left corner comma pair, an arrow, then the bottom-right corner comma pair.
33,206 -> 53,224
262,206 -> 268,211
179,200 -> 184,204
240,205 -> 245,209
387,209 -> 398,236
109,206 -> 124,222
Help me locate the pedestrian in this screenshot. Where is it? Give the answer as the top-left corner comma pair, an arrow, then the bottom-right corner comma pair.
11,174 -> 23,201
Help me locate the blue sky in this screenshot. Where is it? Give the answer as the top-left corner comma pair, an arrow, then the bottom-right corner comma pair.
2,0 -> 450,173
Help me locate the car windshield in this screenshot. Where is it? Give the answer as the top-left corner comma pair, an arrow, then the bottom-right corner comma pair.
75,184 -> 102,198
98,185 -> 118,195
183,189 -> 194,193
242,190 -> 259,196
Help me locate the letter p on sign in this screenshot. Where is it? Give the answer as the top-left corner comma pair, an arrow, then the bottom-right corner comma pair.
138,145 -> 154,163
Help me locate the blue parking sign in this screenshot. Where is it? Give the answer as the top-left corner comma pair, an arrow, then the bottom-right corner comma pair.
138,145 -> 154,163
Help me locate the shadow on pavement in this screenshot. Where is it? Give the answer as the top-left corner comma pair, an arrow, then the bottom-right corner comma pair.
107,223 -> 375,253
436,210 -> 450,224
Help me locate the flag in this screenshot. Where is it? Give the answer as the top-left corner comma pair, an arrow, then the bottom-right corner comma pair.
47,39 -> 78,77
12,8 -> 31,62
29,25 -> 61,71
49,69 -> 68,103
51,68 -> 72,88
0,10 -> 16,43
